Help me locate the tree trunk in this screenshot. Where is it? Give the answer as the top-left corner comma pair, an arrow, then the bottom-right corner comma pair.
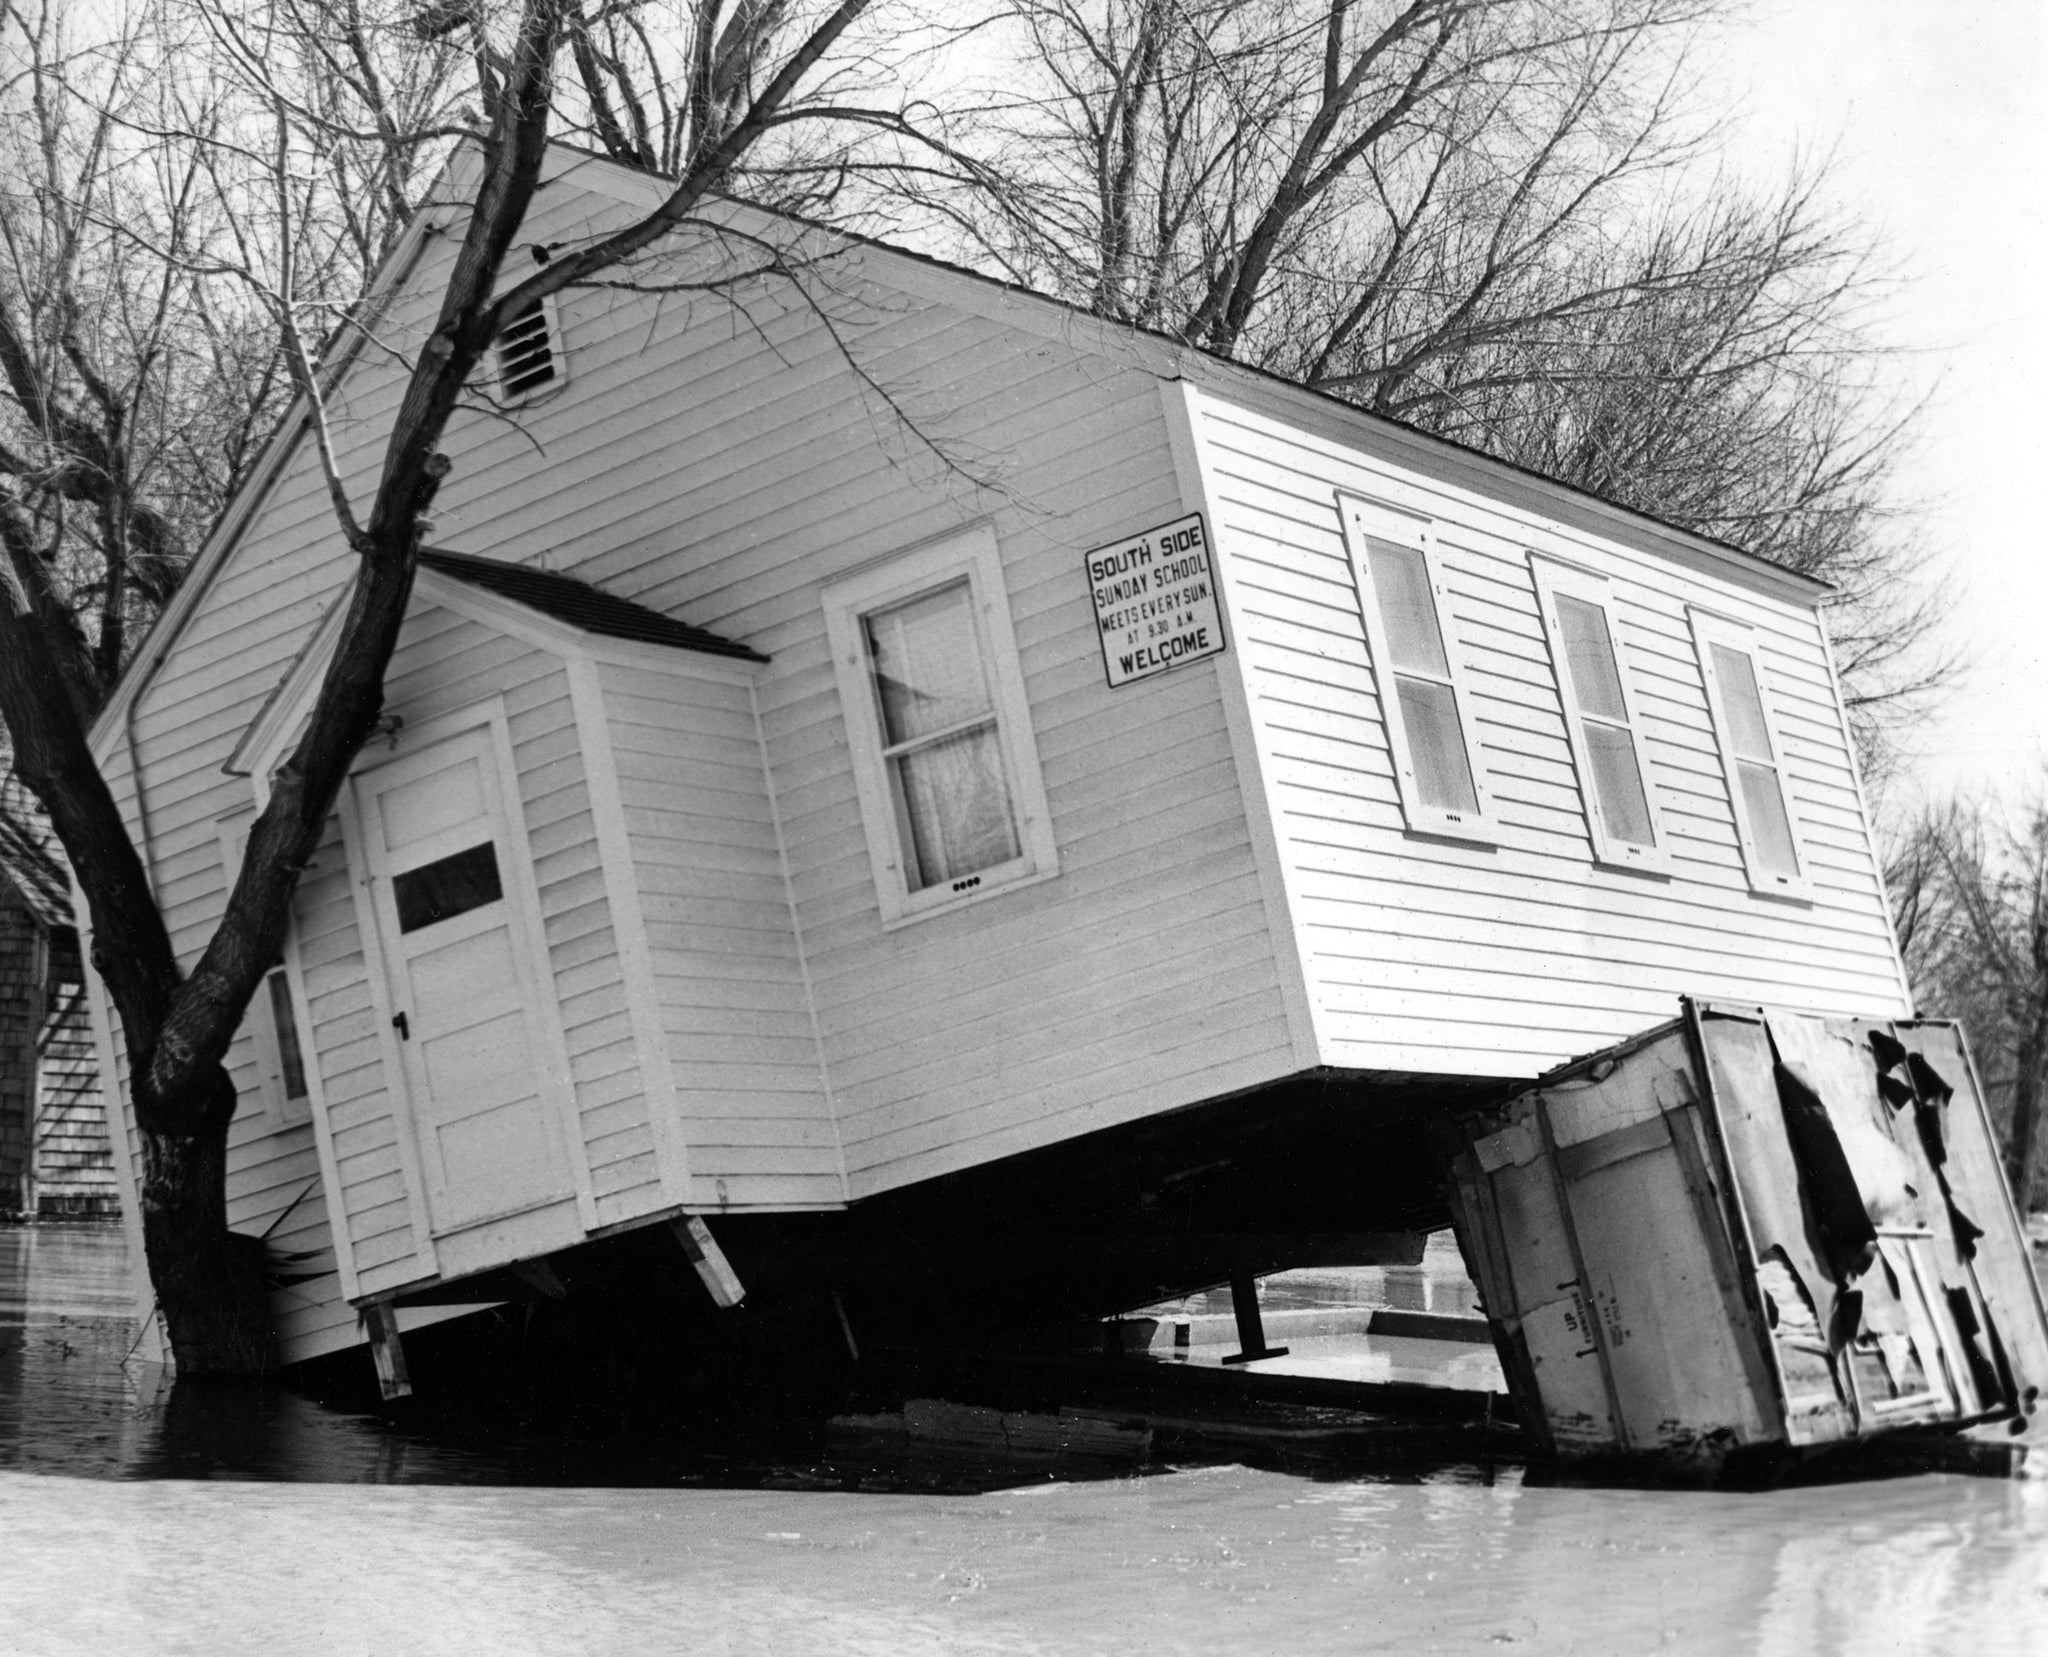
2009,1015 -> 2045,1216
136,1065 -> 274,1376
2,0 -> 874,1385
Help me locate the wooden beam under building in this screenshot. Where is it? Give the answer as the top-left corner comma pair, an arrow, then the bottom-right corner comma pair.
670,1214 -> 746,1308
362,1301 -> 412,1400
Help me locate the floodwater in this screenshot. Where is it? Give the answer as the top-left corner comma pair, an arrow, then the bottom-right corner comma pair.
4,1228 -> 2047,1656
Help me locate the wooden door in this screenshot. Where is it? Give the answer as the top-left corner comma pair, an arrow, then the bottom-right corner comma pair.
353,727 -> 577,1238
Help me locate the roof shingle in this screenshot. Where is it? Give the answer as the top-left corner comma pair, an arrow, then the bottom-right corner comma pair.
0,768 -> 72,928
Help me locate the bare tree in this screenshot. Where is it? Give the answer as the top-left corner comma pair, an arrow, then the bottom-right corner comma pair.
891,1 -> 1937,753
0,0 -> 293,694
0,0 -> 914,1375
1890,788 -> 2048,1211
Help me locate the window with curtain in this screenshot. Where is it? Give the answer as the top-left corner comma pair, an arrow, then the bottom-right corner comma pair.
1338,497 -> 1495,840
865,581 -> 1021,890
1690,612 -> 1808,895
1531,560 -> 1666,869
824,525 -> 1058,924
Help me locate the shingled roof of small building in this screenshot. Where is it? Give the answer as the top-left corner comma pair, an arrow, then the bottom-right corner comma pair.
0,768 -> 72,929
419,548 -> 767,662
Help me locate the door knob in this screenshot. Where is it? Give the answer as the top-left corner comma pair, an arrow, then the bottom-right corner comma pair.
392,1011 -> 410,1041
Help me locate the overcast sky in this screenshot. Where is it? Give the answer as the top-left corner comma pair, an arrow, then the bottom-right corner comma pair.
1705,1 -> 2048,816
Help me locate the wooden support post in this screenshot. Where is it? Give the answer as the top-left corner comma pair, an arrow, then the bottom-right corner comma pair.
832,1290 -> 859,1363
1221,1270 -> 1289,1365
670,1214 -> 745,1308
362,1302 -> 412,1400
510,1257 -> 567,1299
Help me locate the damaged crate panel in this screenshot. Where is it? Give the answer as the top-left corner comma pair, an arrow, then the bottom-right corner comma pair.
1446,1001 -> 2048,1474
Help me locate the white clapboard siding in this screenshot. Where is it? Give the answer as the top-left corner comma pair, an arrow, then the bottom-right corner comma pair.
381,609 -> 664,1233
596,658 -> 841,1210
1185,389 -> 1909,1076
375,227 -> 1298,1198
292,809 -> 422,1300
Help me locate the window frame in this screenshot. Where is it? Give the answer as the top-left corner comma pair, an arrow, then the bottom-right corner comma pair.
822,524 -> 1057,927
214,813 -> 316,1126
1527,555 -> 1671,874
1687,608 -> 1813,900
1335,492 -> 1499,844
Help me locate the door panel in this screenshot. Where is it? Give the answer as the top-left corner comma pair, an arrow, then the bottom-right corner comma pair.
354,725 -> 579,1238
376,754 -> 490,852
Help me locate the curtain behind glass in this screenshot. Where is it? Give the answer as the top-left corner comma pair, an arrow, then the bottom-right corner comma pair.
1396,678 -> 1479,814
893,728 -> 1019,888
866,582 -> 1019,889
1366,538 -> 1450,677
1711,644 -> 1799,875
1584,723 -> 1655,845
1367,538 -> 1478,813
868,583 -> 989,743
1555,594 -> 1628,721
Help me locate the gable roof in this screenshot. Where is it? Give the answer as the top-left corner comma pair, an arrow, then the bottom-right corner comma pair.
418,549 -> 764,660
0,769 -> 72,928
92,139 -> 1832,761
225,548 -> 767,782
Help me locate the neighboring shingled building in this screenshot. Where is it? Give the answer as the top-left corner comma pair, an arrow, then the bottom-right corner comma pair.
0,765 -> 117,1220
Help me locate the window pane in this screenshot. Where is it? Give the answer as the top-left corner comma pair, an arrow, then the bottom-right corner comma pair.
1738,760 -> 1801,877
1396,675 -> 1479,815
892,724 -> 1019,889
1366,538 -> 1450,678
394,842 -> 503,933
267,970 -> 308,1100
1585,721 -> 1654,847
866,582 -> 992,744
1710,643 -> 1774,761
1555,594 -> 1629,722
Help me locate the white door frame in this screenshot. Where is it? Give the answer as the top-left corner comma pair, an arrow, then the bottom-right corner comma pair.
338,698 -> 597,1276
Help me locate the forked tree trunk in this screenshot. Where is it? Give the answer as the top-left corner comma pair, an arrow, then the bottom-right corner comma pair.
1,0 -> 873,1381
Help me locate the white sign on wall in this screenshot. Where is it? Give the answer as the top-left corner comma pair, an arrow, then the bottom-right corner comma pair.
1085,512 -> 1226,689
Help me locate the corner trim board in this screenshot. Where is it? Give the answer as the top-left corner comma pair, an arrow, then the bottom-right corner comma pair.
565,657 -> 695,1206
1158,377 -> 1327,1069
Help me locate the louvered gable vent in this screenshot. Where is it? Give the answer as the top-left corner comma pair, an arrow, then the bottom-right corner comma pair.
495,296 -> 559,399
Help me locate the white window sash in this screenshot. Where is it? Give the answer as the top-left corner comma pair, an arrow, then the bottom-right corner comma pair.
822,524 -> 1057,926
1688,608 -> 1813,900
1528,555 -> 1670,873
1336,493 -> 1498,843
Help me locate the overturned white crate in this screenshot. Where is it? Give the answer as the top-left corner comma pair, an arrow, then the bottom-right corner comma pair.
1446,1001 -> 2048,1475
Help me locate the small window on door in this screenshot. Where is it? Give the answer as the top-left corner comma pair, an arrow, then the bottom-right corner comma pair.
393,841 -> 504,932
1338,495 -> 1496,841
1530,556 -> 1668,871
1689,610 -> 1810,898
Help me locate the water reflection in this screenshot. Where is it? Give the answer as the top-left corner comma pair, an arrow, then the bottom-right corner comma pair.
3,1226 -> 2046,1656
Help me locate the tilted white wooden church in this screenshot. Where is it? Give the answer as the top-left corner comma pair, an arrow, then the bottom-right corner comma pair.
84,144 -> 1910,1370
